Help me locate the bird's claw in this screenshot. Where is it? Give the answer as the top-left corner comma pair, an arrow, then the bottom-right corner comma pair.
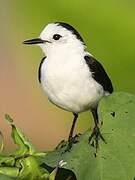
89,126 -> 106,154
64,133 -> 82,153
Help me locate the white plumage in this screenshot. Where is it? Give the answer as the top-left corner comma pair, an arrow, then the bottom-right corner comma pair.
39,23 -> 104,113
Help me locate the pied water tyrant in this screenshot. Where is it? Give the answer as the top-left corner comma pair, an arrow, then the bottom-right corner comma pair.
23,22 -> 113,150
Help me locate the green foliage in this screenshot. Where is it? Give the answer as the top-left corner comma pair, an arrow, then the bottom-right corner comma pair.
0,92 -> 135,179
0,115 -> 49,180
44,92 -> 135,180
5,114 -> 35,157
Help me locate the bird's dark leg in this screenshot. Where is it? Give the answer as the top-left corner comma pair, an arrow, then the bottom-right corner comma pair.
89,107 -> 106,151
68,113 -> 78,142
65,113 -> 78,152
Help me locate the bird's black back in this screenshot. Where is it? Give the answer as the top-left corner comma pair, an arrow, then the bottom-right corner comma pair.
84,55 -> 113,94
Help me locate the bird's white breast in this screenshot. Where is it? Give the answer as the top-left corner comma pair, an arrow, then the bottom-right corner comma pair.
40,50 -> 104,113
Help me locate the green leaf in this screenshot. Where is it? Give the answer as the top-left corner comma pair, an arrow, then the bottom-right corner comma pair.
5,114 -> 13,123
5,114 -> 35,157
0,167 -> 19,178
43,92 -> 135,180
0,131 -> 4,153
16,156 -> 49,180
0,155 -> 15,167
49,167 -> 58,180
1,115 -> 48,180
0,173 -> 15,180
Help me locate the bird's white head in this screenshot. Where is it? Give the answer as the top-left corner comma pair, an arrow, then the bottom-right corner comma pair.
23,22 -> 85,56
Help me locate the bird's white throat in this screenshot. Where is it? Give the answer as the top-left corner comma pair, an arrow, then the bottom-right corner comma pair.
39,35 -> 85,58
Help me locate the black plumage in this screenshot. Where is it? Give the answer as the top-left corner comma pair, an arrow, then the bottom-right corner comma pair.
84,55 -> 113,94
38,56 -> 46,83
56,22 -> 85,45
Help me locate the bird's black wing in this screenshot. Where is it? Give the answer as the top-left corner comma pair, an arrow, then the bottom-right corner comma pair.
84,55 -> 113,93
38,56 -> 46,83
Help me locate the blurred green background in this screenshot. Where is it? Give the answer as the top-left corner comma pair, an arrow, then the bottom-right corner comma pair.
0,0 -> 135,152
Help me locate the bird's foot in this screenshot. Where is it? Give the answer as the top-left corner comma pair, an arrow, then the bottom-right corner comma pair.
55,140 -> 67,150
64,133 -> 82,153
89,126 -> 106,154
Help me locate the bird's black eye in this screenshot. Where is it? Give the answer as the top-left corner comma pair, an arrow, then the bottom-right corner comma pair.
53,34 -> 62,40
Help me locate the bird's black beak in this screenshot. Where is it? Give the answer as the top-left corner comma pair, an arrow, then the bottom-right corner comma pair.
23,38 -> 51,45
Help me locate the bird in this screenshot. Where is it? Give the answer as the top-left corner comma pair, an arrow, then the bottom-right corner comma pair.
23,22 -> 113,150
